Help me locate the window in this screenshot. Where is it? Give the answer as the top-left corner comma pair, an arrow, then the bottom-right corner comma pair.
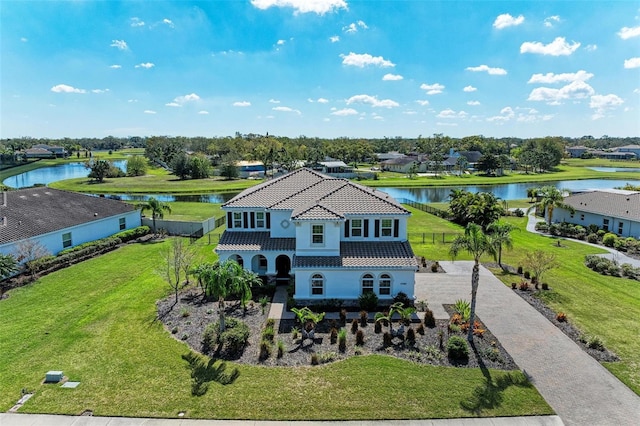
618,222 -> 624,235
381,219 -> 393,237
603,218 -> 610,232
580,214 -> 585,221
379,274 -> 391,295
233,212 -> 242,228
570,212 -> 574,219
311,274 -> 324,295
62,232 -> 72,248
312,224 -> 324,244
259,256 -> 267,269
119,217 -> 126,230
361,274 -> 374,294
351,219 -> 363,237
256,212 -> 265,228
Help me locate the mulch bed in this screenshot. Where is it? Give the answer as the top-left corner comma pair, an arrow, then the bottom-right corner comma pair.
157,288 -> 518,370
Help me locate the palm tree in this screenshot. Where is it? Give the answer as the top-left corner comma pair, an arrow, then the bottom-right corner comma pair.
527,186 -> 573,226
0,254 -> 18,279
449,223 -> 497,342
140,197 -> 171,234
487,220 -> 516,270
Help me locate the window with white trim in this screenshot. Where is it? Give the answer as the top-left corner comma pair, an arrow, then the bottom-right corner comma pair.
618,222 -> 624,235
351,219 -> 363,237
256,212 -> 265,228
119,217 -> 126,230
379,274 -> 392,295
233,212 -> 242,228
311,274 -> 324,295
62,232 -> 72,248
603,218 -> 609,232
312,224 -> 324,244
362,274 -> 374,294
381,219 -> 393,237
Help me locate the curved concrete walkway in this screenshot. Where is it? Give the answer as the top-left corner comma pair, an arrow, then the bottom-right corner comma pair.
415,262 -> 640,426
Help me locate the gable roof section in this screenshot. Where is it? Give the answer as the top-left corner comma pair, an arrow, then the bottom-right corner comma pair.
563,190 -> 640,221
0,188 -> 136,245
224,168 -> 408,216
291,203 -> 344,221
294,241 -> 417,269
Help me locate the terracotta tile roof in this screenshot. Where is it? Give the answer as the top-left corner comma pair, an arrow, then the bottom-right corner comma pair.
563,190 -> 640,221
293,241 -> 418,269
216,231 -> 296,252
0,188 -> 136,245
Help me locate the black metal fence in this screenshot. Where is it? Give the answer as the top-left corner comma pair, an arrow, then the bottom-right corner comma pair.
214,215 -> 226,229
398,198 -> 450,219
408,232 -> 461,244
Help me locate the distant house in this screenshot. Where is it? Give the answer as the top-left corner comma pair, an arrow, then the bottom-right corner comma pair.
376,152 -> 406,161
0,188 -> 141,260
381,157 -> 425,174
615,145 -> 640,158
590,150 -> 636,160
456,151 -> 483,169
553,189 -> 640,238
216,168 -> 417,303
310,161 -> 355,178
236,161 -> 266,178
28,144 -> 68,158
23,148 -> 55,159
566,145 -> 589,158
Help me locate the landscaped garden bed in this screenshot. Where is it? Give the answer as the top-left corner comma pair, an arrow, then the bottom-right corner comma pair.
158,288 -> 518,371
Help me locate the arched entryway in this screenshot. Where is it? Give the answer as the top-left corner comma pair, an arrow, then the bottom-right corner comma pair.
251,254 -> 268,275
275,254 -> 291,283
229,254 -> 244,268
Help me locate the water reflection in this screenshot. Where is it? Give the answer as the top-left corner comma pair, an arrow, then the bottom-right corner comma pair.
3,160 -> 127,188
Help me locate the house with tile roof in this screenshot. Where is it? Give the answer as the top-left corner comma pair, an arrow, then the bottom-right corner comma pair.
553,189 -> 640,238
216,168 -> 418,302
0,187 -> 141,260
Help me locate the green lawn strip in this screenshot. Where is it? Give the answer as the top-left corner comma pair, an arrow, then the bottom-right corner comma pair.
494,217 -> 640,395
0,239 -> 551,419
131,201 -> 224,222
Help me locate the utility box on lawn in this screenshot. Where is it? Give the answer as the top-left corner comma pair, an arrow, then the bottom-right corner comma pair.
45,371 -> 63,383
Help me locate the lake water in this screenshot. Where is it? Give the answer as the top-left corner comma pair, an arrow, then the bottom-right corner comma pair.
3,160 -> 127,188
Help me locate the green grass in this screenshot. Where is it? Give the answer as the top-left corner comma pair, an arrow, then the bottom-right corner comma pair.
131,201 -> 224,222
0,239 -> 551,419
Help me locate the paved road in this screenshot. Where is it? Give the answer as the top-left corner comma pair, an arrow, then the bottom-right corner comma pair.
415,262 -> 640,426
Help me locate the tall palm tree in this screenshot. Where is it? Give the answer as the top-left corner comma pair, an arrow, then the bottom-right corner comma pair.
141,197 -> 171,234
487,220 -> 516,270
527,186 -> 573,226
449,223 -> 497,342
0,254 -> 18,279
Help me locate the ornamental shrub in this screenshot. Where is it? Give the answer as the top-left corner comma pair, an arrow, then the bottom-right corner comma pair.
446,335 -> 469,359
602,233 -> 617,248
359,292 -> 378,311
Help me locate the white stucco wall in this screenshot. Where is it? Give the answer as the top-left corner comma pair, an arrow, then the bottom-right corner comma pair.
269,210 -> 295,238
294,221 -> 341,256
0,210 -> 141,260
554,207 -> 640,238
294,269 -> 415,301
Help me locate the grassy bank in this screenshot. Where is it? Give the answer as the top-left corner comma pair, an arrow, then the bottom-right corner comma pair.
0,240 -> 551,419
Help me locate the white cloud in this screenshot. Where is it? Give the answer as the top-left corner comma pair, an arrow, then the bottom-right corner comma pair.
166,102 -> 181,107
163,18 -> 174,28
198,110 -> 209,115
618,26 -> 640,40
528,70 -> 594,84
269,99 -> 280,104
415,100 -> 430,106
467,100 -> 481,106
493,13 -> 524,29
520,37 -> 580,56
544,15 -> 560,28
175,93 -> 200,103
528,80 -> 595,103
343,20 -> 368,33
144,110 -> 156,114
127,99 -> 138,103
109,64 -> 122,69
420,83 -> 445,95
277,39 -> 286,45
436,122 -> 458,127
110,39 -> 128,50
91,89 -> 109,94
131,17 -> 145,27
250,0 -> 347,15
466,64 -> 507,75
329,35 -> 340,43
463,85 -> 477,92
585,44 -> 598,52
20,37 -> 28,42
346,94 -> 399,108
403,110 -> 417,115
233,101 -> 251,107
331,108 -> 358,116
273,106 -> 301,114
135,62 -> 155,69
437,109 -> 467,119
51,84 -> 86,94
590,94 -> 624,119
340,52 -> 395,68
624,57 -> 640,69
382,73 -> 403,81
317,98 -> 329,103
487,107 -> 515,122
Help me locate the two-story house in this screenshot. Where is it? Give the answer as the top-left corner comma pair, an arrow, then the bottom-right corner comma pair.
215,168 -> 418,303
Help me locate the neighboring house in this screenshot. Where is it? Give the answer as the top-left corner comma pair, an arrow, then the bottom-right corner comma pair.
566,145 -> 589,158
590,150 -> 636,160
615,144 -> 640,158
236,160 -> 266,178
0,187 -> 141,260
310,161 -> 355,178
553,189 -> 640,238
23,147 -> 55,158
380,157 -> 425,174
216,168 -> 418,303
376,152 -> 406,161
31,144 -> 68,158
456,151 -> 483,169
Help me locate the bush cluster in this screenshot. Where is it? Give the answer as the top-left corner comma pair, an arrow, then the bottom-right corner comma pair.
446,335 -> 469,359
584,255 -> 640,281
203,318 -> 250,355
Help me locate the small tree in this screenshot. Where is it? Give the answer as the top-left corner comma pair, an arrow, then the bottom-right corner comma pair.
140,197 -> 172,234
126,155 -> 148,177
85,159 -> 111,182
158,238 -> 191,304
487,220 -> 516,270
14,240 -> 50,278
0,254 -> 18,295
291,307 -> 325,342
521,250 -> 558,284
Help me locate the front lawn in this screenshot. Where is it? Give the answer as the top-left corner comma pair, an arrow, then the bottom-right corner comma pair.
0,240 -> 551,419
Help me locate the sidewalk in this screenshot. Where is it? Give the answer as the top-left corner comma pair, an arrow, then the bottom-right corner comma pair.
415,262 -> 640,426
0,413 -> 564,426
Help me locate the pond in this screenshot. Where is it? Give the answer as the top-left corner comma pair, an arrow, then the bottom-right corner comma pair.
3,160 -> 127,188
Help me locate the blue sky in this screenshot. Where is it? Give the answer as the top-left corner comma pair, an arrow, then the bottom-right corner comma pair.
1,0 -> 639,139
